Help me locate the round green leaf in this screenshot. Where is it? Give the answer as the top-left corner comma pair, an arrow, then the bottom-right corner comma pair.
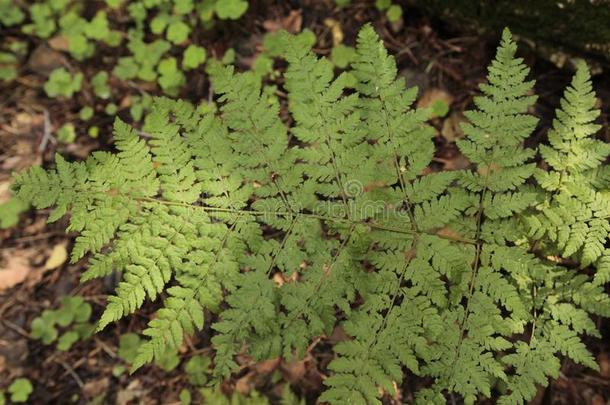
215,0 -> 248,20
386,4 -> 403,22
118,333 -> 142,363
375,0 -> 391,10
57,331 -> 79,351
330,44 -> 357,69
166,20 -> 190,44
57,123 -> 76,144
79,106 -> 94,121
8,378 -> 33,403
183,45 -> 206,70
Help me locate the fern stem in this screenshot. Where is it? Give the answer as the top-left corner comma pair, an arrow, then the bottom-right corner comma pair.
450,168 -> 490,384
265,216 -> 297,277
380,95 -> 419,233
135,197 -> 477,245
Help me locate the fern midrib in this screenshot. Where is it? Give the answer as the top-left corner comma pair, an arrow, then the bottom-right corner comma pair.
135,196 -> 477,244
264,217 -> 297,277
448,147 -> 492,385
350,92 -> 423,380
244,114 -> 294,213
303,68 -> 351,212
378,94 -> 420,233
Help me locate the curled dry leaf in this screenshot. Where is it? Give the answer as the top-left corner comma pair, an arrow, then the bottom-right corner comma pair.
0,181 -> 11,204
0,253 -> 31,292
441,111 -> 467,142
44,242 -> 68,270
116,380 -> 146,405
27,44 -> 66,76
48,35 -> 70,52
263,9 -> 302,33
324,18 -> 344,46
417,88 -> 454,118
234,358 -> 281,394
598,351 -> 610,378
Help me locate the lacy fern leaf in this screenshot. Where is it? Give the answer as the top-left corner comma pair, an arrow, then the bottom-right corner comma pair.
12,25 -> 610,404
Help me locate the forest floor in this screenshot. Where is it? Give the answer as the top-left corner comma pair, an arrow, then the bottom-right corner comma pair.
1,1 -> 610,404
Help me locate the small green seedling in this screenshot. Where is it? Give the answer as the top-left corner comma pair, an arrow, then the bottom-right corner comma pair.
57,123 -> 76,144
214,0 -> 248,20
262,29 -> 316,58
184,355 -> 212,386
174,0 -> 194,14
114,39 -> 171,82
430,99 -> 450,118
0,0 -> 25,27
30,296 -> 93,350
88,126 -> 99,138
183,45 -> 206,70
330,44 -> 356,68
157,57 -> 185,96
91,71 -> 111,99
44,68 -> 83,98
0,194 -> 28,229
79,106 -> 94,121
105,102 -> 118,115
7,378 -> 33,403
57,331 -> 80,351
375,0 -> 403,22
117,333 -> 141,364
22,4 -> 56,38
221,48 -> 236,65
117,332 -> 179,372
105,0 -> 122,8
130,94 -> 153,121
30,310 -> 59,344
252,54 -> 274,79
156,349 -> 180,372
0,52 -> 18,82
179,389 -> 191,405
167,20 -> 190,44
386,4 -> 403,22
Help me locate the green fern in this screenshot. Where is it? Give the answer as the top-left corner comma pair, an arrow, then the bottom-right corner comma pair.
12,25 -> 610,404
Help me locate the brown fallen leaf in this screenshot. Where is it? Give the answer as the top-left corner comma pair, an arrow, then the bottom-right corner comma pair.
324,18 -> 344,46
116,380 -> 146,405
327,325 -> 350,343
44,242 -> 68,270
83,377 -> 109,399
591,394 -> 606,405
0,181 -> 11,204
441,111 -> 467,142
263,9 -> 302,33
0,254 -> 31,292
281,358 -> 307,383
436,227 -> 466,242
48,35 -> 70,52
433,153 -> 471,171
235,358 -> 281,395
27,44 -> 67,76
400,68 -> 429,93
417,88 -> 454,118
598,351 -> 610,378
252,358 -> 281,375
280,355 -> 323,392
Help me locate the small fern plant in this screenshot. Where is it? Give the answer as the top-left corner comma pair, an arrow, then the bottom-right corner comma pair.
13,26 -> 610,404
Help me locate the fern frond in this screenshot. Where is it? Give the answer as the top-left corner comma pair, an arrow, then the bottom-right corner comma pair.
11,25 -> 610,405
